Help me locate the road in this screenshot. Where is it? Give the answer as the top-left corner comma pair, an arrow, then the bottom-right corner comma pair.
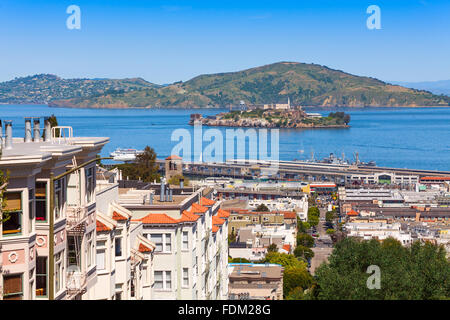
309,206 -> 333,274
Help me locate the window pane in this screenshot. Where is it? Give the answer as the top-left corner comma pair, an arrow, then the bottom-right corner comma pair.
36,257 -> 47,296
2,211 -> 21,235
115,238 -> 122,256
166,271 -> 171,290
97,250 -> 105,270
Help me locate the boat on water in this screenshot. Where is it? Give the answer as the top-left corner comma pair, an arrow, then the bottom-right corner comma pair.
296,152 -> 376,167
110,148 -> 144,161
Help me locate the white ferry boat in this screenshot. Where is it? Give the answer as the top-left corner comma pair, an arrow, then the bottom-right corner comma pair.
110,148 -> 144,161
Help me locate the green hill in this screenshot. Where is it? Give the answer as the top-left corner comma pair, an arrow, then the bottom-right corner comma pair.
0,74 -> 159,104
3,62 -> 450,108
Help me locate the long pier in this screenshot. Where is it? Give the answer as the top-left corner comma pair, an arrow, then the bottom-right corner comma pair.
154,159 -> 450,182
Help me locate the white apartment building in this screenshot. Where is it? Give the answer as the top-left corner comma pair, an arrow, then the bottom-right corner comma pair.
0,118 -> 108,300
345,220 -> 412,245
94,167 -> 155,300
128,193 -> 230,300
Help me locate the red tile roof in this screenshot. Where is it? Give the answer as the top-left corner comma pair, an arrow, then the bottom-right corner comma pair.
190,203 -> 209,214
212,225 -> 219,233
218,209 -> 230,218
179,210 -> 201,222
347,209 -> 359,216
420,176 -> 450,181
283,211 -> 297,219
165,155 -> 182,160
212,216 -> 225,225
140,213 -> 179,224
139,243 -> 153,253
200,197 -> 216,206
282,244 -> 291,252
113,211 -> 128,221
96,220 -> 111,232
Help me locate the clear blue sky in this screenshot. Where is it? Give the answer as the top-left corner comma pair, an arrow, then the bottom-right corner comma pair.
0,0 -> 449,83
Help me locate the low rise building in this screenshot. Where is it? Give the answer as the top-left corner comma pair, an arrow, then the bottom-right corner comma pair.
228,263 -> 284,300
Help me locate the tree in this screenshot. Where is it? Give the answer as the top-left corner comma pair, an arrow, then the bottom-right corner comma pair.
228,229 -> 237,243
117,146 -> 160,182
297,233 -> 315,248
283,267 -> 314,299
326,229 -> 335,235
168,174 -> 189,186
308,206 -> 320,227
262,252 -> 307,269
311,237 -> 450,300
267,243 -> 278,252
42,114 -> 59,138
255,203 -> 270,212
325,211 -> 336,222
294,245 -> 315,261
230,257 -> 251,263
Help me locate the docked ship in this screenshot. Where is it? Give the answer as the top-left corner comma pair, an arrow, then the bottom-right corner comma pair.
297,152 -> 376,167
110,148 -> 144,161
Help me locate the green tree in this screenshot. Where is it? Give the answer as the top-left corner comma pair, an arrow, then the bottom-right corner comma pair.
117,146 -> 160,182
312,237 -> 450,300
255,203 -> 270,212
228,229 -> 237,243
325,211 -> 336,222
230,257 -> 251,263
267,243 -> 278,252
294,245 -> 315,261
283,267 -> 314,299
307,206 -> 320,227
262,252 -> 307,269
168,174 -> 189,186
297,233 -> 315,248
326,229 -> 335,235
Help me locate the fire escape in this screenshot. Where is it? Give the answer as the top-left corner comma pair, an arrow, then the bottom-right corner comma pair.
65,156 -> 88,299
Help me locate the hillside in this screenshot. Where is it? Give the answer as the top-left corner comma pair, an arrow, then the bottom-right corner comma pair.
391,80 -> 450,96
0,74 -> 159,104
3,62 -> 450,108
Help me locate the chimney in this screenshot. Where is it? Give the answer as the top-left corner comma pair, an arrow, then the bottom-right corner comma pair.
0,120 -> 3,148
150,193 -> 154,204
4,120 -> 13,150
160,178 -> 165,202
24,118 -> 32,143
43,117 -> 51,142
415,211 -> 421,222
169,189 -> 173,202
180,177 -> 184,189
33,118 -> 41,142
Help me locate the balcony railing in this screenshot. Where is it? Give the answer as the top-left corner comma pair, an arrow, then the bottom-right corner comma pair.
66,206 -> 88,231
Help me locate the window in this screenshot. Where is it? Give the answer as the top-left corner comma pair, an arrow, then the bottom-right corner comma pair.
115,237 -> 122,257
150,234 -> 163,252
28,188 -> 34,232
2,191 -> 22,235
3,274 -> 23,300
36,257 -> 47,297
154,271 -> 171,290
96,250 -> 106,270
182,268 -> 189,287
54,179 -> 65,220
67,236 -> 81,268
35,181 -> 47,222
86,232 -> 93,267
55,252 -> 63,293
165,234 -> 172,252
86,167 -> 94,203
182,231 -> 189,250
150,233 -> 172,253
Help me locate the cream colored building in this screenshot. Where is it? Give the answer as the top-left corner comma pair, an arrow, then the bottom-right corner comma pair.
0,118 -> 108,300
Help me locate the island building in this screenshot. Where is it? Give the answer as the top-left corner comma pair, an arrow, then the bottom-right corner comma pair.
228,263 -> 284,300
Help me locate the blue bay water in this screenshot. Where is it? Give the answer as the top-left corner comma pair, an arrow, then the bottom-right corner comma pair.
0,105 -> 449,171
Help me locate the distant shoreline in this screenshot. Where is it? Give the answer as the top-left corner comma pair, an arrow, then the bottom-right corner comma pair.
1,103 -> 450,110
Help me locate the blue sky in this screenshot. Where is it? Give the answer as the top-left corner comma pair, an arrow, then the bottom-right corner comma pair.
0,0 -> 449,83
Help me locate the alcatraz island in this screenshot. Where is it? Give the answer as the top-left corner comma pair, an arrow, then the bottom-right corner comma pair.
189,99 -> 351,129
